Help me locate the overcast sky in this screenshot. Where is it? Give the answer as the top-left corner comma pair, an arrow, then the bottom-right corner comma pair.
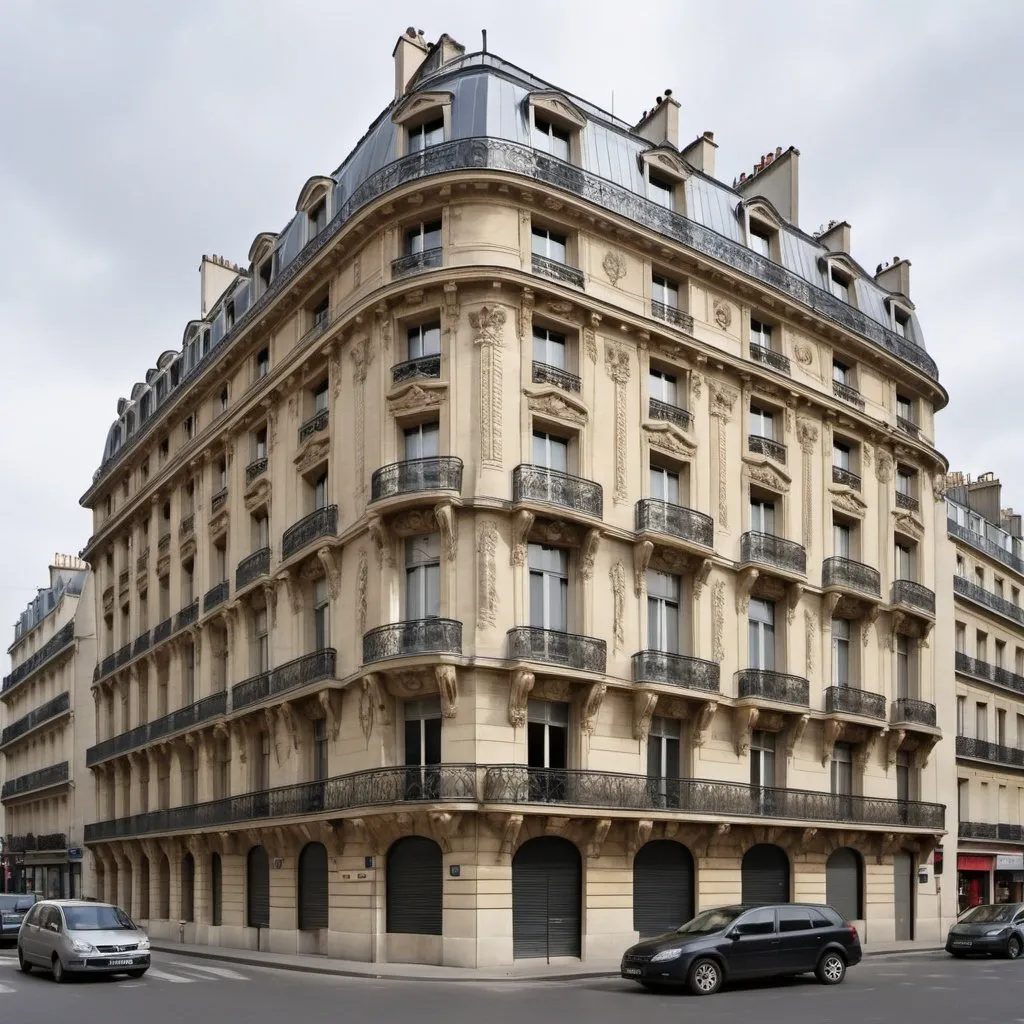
1,0 -> 1020,650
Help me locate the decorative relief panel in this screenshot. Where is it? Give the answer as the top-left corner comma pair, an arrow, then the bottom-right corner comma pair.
476,520 -> 499,629
609,561 -> 626,654
470,304 -> 507,469
604,340 -> 631,504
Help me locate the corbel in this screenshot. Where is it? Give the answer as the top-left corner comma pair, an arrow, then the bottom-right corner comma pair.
264,707 -> 282,766
821,718 -> 844,766
733,706 -> 759,756
692,700 -> 718,747
510,510 -> 536,567
435,664 -> 458,719
632,539 -> 654,597
508,668 -> 535,728
786,713 -> 810,758
545,816 -> 573,838
316,546 -> 341,599
277,701 -> 300,754
367,514 -> 394,568
854,729 -> 881,771
433,502 -> 458,562
274,571 -> 302,616
586,819 -> 612,859
317,688 -> 343,741
735,567 -> 760,614
885,727 -> 906,767
580,681 -> 607,735
786,582 -> 804,624
632,691 -> 659,741
491,813 -> 524,863
627,819 -> 653,858
579,528 -> 601,581
427,811 -> 462,854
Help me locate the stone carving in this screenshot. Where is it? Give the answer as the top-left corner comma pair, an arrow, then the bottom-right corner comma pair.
796,418 -> 819,456
610,561 -> 626,654
604,341 -> 631,504
546,299 -> 576,318
580,682 -> 607,734
712,580 -> 726,663
875,450 -> 893,484
469,303 -> 507,346
632,691 -> 659,741
579,528 -> 601,580
517,287 -> 535,343
644,424 -> 695,457
633,539 -> 653,597
476,520 -> 499,629
693,558 -> 713,601
387,384 -> 446,413
794,341 -> 814,366
367,515 -> 394,568
932,472 -> 949,502
691,372 -> 704,401
861,443 -> 873,468
708,380 -> 737,530
796,419 -> 818,551
584,312 -> 601,362
350,332 -> 371,496
356,548 -> 369,633
586,818 -> 612,859
470,304 -> 506,469
805,609 -> 817,677
526,390 -> 587,425
712,297 -> 732,330
436,665 -> 458,719
434,503 -> 458,562
352,253 -> 361,288
832,490 -> 867,517
892,510 -> 924,541
747,463 -> 790,493
295,437 -> 330,474
316,547 -> 341,600
376,303 -> 393,357
329,349 -> 343,399
510,509 -> 535,567
508,669 -> 535,728
442,282 -> 460,332
602,250 -> 627,286
359,674 -> 390,740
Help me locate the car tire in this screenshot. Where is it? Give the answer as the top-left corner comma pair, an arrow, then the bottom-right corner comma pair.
17,948 -> 31,973
816,951 -> 847,985
687,958 -> 722,996
949,951 -> 967,959
1007,936 -> 1022,960
52,956 -> 68,984
640,981 -> 668,993
127,969 -> 147,979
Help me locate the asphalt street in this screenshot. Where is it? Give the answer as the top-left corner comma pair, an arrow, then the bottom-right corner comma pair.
0,948 -> 1019,1022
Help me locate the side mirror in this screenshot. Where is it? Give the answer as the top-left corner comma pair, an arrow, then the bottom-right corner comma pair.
48,923 -> 60,933
726,929 -> 740,940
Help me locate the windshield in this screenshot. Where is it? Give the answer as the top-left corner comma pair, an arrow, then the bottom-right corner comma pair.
675,907 -> 744,935
961,904 -> 1018,924
62,905 -> 134,931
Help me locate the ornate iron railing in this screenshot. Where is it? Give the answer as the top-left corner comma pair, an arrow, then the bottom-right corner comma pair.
832,465 -> 861,490
392,247 -> 443,279
512,464 -> 603,518
210,487 -> 228,513
282,505 -> 338,559
245,457 -> 268,486
650,300 -> 693,332
897,416 -> 920,438
891,698 -> 937,728
824,685 -> 886,720
153,617 -> 173,644
648,397 -> 692,430
370,457 -> 463,502
362,619 -> 463,664
891,579 -> 936,615
203,581 -> 230,613
631,651 -> 720,692
832,380 -> 865,409
1,762 -> 69,801
2,621 -> 76,693
175,600 -> 199,631
231,649 -> 337,712
635,499 -> 713,548
136,549 -> 149,574
822,556 -> 881,597
531,253 -> 584,288
391,354 -> 441,385
957,734 -> 1024,768
750,343 -> 791,375
86,692 -> 229,767
115,643 -> 132,667
955,651 -> 1024,697
97,653 -> 117,678
953,574 -> 1024,626
737,669 -> 810,706
507,626 -> 607,673
532,360 -> 581,393
895,490 -> 919,512
118,569 -> 130,591
948,519 -> 1024,576
740,531 -> 807,575
158,532 -> 171,552
132,631 -> 151,658
748,434 -> 787,464
5,833 -> 68,853
236,547 -> 272,590
298,408 -> 329,444
179,513 -> 195,539
0,691 -> 71,747
960,822 -> 1024,843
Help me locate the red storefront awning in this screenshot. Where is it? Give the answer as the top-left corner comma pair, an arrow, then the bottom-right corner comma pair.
958,854 -> 994,872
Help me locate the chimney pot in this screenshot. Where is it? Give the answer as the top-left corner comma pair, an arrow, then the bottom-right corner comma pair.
656,96 -> 662,105
704,130 -> 714,140
664,88 -> 673,96
775,145 -> 782,157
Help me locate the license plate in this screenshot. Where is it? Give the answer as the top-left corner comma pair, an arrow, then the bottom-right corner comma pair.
953,940 -> 972,947
622,967 -> 642,976
109,958 -> 134,967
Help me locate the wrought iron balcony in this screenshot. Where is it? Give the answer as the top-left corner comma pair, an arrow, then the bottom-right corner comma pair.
1,762 -> 69,801
391,353 -> 441,385
740,531 -> 807,576
245,456 -> 268,486
750,343 -> 791,375
631,651 -> 720,692
891,579 -> 936,616
948,518 -> 1024,577
203,581 -> 230,613
956,734 -> 1024,768
231,649 -> 337,712
236,547 -> 271,590
132,631 -> 151,658
2,621 -> 75,694
648,397 -> 692,430
481,766 -> 944,829
832,380 -> 865,409
635,499 -> 713,549
832,465 -> 861,490
650,300 -> 693,332
392,247 -> 442,279
5,833 -> 67,853
211,487 -> 228,513
282,505 -> 338,559
507,626 -> 607,674
748,434 -> 787,464
0,691 -> 71,748
512,464 -> 603,518
891,698 -> 937,728
362,619 -> 463,664
298,408 -> 329,444
822,556 -> 881,598
96,653 -> 117,679
955,651 -> 1024,697
136,549 -> 149,574
532,360 -> 581,393
824,685 -> 886,721
897,416 -> 920,438
118,569 -> 130,592
86,691 -> 228,767
179,513 -> 195,540
370,457 -> 463,503
736,669 -> 810,707
175,600 -> 199,631
531,253 -> 584,288
960,822 -> 1024,843
953,574 -> 1024,626
153,617 -> 173,644
115,643 -> 132,668
158,532 -> 171,552
895,490 -> 919,513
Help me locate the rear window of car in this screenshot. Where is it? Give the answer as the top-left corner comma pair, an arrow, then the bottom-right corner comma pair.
777,907 -> 815,932
14,897 -> 36,912
0,896 -> 20,912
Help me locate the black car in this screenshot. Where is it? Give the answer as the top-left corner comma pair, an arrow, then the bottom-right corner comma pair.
946,903 -> 1024,958
0,894 -> 39,944
620,903 -> 862,995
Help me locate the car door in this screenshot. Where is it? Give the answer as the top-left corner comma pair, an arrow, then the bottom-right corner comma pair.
39,906 -> 60,962
722,907 -> 780,978
19,904 -> 41,961
775,906 -> 821,972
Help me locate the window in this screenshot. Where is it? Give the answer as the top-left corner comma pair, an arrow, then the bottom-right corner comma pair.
831,742 -> 853,795
527,700 -> 568,771
140,459 -> 149,483
995,578 -> 1005,599
405,697 -> 441,769
182,748 -> 198,805
894,309 -> 911,339
832,360 -> 850,386
896,750 -> 913,803
313,578 -> 330,650
182,560 -> 194,603
406,220 -> 442,256
996,640 -> 1006,669
998,708 -> 1007,747
832,619 -> 851,686
975,566 -> 985,588
532,430 -> 569,473
218,387 -> 228,415
313,471 -> 328,510
833,442 -> 851,472
956,696 -> 966,736
749,404 -> 775,439
649,368 -> 678,406
896,467 -> 914,497
896,633 -> 912,699
648,174 -> 674,210
750,497 -> 776,535
652,274 -> 679,310
183,414 -> 195,441
749,222 -> 773,258
834,521 -> 852,559
256,348 -> 270,379
308,199 -> 327,239
647,716 -> 681,804
955,622 -> 966,653
252,513 -> 269,551
312,718 -> 328,781
1015,587 -> 1021,607
748,599 -> 775,670
750,730 -> 775,788
650,464 -> 680,504
830,267 -> 851,302
183,642 -> 195,705
533,326 -> 567,369
955,554 -> 966,577
408,117 -> 444,153
253,608 -> 269,673
531,225 -> 567,264
313,379 -> 329,414
533,116 -> 570,161
777,907 -> 816,933
895,542 -> 914,581
404,422 -> 439,461
647,571 -> 681,653
215,738 -> 231,800
311,296 -> 329,328
405,534 -> 441,620
407,321 -> 441,359
213,541 -> 227,583
896,394 -> 916,425
225,301 -> 235,331
976,703 -> 988,741
529,544 -> 568,631
750,318 -> 773,350
258,258 -> 273,294
256,731 -> 271,791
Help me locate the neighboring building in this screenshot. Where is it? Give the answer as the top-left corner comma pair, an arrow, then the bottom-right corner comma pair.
79,28 -> 953,964
1,555 -> 95,898
947,473 -> 1024,909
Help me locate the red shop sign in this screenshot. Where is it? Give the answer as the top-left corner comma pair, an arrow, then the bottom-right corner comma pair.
958,855 -> 995,872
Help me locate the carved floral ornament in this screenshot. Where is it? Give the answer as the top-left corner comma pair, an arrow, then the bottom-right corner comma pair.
712,297 -> 733,330
602,250 -> 627,286
468,304 -> 507,346
525,389 -> 588,426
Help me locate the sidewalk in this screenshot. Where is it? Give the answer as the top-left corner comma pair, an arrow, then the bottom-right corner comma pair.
149,938 -> 945,983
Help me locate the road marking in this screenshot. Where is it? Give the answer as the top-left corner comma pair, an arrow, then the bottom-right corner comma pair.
0,983 -> 16,994
145,967 -> 197,984
164,961 -> 247,980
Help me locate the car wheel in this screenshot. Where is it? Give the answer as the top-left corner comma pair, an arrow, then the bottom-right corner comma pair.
816,951 -> 847,985
949,951 -> 967,959
688,958 -> 722,996
1008,936 -> 1022,960
17,948 -> 31,973
127,969 -> 147,979
51,955 -> 67,984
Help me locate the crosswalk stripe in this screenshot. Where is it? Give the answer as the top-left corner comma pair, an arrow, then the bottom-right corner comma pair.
0,984 -> 16,994
145,967 -> 197,984
164,962 -> 247,980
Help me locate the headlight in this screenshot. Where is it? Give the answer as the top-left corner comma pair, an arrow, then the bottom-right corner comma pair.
985,927 -> 1010,936
72,939 -> 97,955
650,948 -> 683,963
137,936 -> 150,950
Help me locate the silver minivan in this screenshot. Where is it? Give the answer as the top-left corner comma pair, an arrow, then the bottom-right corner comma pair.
17,900 -> 150,982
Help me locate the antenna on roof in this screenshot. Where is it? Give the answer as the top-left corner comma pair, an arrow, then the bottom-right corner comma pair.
611,90 -> 614,116
481,29 -> 487,53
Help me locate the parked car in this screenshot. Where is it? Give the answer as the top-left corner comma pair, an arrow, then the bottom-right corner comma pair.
17,900 -> 150,982
0,894 -> 39,944
620,903 -> 862,995
946,902 -> 1024,958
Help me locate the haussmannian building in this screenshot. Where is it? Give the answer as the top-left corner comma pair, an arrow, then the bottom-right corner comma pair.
79,28 -> 955,966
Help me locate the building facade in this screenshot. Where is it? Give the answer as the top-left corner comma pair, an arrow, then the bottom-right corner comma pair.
80,29 -> 953,966
1,555 -> 96,898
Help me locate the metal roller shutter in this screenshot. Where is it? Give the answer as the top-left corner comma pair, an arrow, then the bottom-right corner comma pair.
181,854 -> 195,922
826,848 -> 861,921
211,854 -> 222,927
741,843 -> 790,906
893,850 -> 914,940
247,846 -> 270,928
633,840 -> 695,937
298,842 -> 329,930
386,836 -> 442,935
512,837 -> 581,959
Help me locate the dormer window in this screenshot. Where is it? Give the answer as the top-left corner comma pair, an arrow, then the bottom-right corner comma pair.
256,348 -> 270,380
408,117 -> 444,154
648,174 -> 675,211
258,259 -> 273,294
392,92 -> 453,158
893,308 -> 911,339
749,221 -> 773,259
308,199 -> 327,239
829,267 -> 851,303
202,329 -> 211,357
533,116 -> 570,161
225,301 -> 235,330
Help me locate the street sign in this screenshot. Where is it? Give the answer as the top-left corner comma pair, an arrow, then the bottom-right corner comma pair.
68,848 -> 82,861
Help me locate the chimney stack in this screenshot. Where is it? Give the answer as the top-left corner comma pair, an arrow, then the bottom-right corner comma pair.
200,255 -> 241,318
874,257 -> 912,301
393,26 -> 430,98
816,220 -> 852,254
635,88 -> 680,148
735,146 -> 800,225
681,130 -> 717,177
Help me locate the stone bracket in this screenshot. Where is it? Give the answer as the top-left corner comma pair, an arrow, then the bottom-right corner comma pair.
490,813 -> 524,863
735,567 -> 760,614
317,688 -> 344,741
632,539 -> 654,597
367,514 -> 394,568
435,665 -> 458,719
821,718 -> 844,766
632,691 -> 658,741
580,681 -> 607,734
427,811 -> 462,854
733,706 -> 759,757
434,502 -> 458,562
510,510 -> 535,567
786,713 -> 810,759
508,668 -> 535,728
579,528 -> 601,581
885,727 -> 906,767
627,819 -> 653,858
316,546 -> 342,599
586,819 -> 612,859
692,700 -> 718,747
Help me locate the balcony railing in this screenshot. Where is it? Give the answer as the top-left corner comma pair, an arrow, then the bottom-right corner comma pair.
750,343 -> 791,375
956,734 -> 1024,768
650,300 -> 693,332
362,619 -> 463,664
2,621 -> 75,694
748,434 -> 787,464
282,505 -> 338,560
832,380 -> 865,409
298,408 -> 329,444
822,556 -> 881,597
245,457 -> 268,486
948,519 -> 1024,576
175,600 -> 199,631
648,397 -> 692,430
231,649 -> 337,712
512,464 -> 603,518
179,513 -> 195,540
832,465 -> 861,490
532,360 -> 581,393
897,416 -> 920,438
158,532 -> 171,552
5,833 -> 68,853
635,499 -> 713,549
132,631 -> 151,658
736,669 -> 810,707
86,692 -> 229,767
892,698 -> 938,728
153,617 -> 173,644
203,581 -> 230,613
740,531 -> 807,576
136,549 -> 149,574
236,547 -> 272,590
392,247 -> 442,278
0,691 -> 71,748
631,651 -> 720,692
891,579 -> 936,615
824,685 -> 886,721
1,762 -> 69,801
118,569 -> 130,592
531,253 -> 584,288
953,574 -> 1024,627
507,626 -> 607,674
210,487 -> 228,513
115,643 -> 132,668
391,354 -> 441,385
895,490 -> 920,513
370,457 -> 463,503
960,822 -> 1024,843
95,653 -> 116,680
955,651 -> 1024,697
